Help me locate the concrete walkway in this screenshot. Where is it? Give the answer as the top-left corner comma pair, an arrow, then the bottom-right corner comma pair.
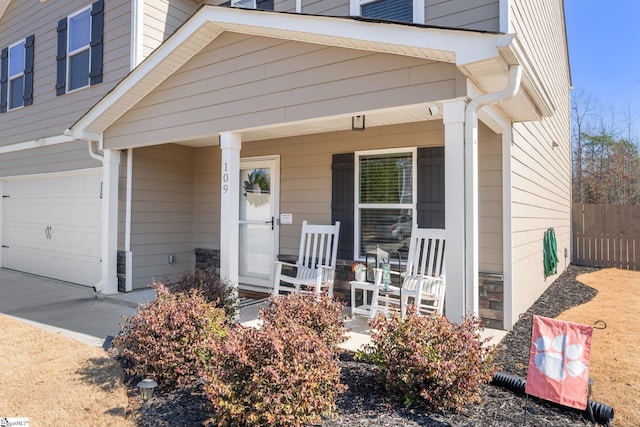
0,268 -> 506,352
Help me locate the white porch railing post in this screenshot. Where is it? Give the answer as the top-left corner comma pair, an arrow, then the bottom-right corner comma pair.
443,100 -> 467,323
219,132 -> 241,288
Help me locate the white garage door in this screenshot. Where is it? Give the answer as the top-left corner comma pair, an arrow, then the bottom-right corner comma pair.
1,170 -> 102,286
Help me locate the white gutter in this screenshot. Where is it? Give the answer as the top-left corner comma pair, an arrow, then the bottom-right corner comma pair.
463,64 -> 522,317
87,140 -> 104,161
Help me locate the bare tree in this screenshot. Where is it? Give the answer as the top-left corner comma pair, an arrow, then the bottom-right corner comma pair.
571,90 -> 596,202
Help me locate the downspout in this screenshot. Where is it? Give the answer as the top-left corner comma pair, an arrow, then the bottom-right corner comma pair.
463,64 -> 522,317
88,141 -> 133,292
88,139 -> 103,161
86,138 -> 104,293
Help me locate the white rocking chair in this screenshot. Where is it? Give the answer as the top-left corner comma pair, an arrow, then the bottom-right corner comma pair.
372,226 -> 445,318
273,220 -> 340,296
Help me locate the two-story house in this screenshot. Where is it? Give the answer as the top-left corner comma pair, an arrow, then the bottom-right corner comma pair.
0,0 -> 571,330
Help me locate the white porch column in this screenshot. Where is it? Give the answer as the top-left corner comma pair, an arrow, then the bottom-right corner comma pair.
443,100 -> 467,323
219,132 -> 241,287
99,149 -> 120,295
464,111 -> 480,318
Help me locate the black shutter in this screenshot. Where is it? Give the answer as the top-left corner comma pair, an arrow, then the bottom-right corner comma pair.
56,18 -> 67,96
332,153 -> 354,259
0,47 -> 7,113
90,0 -> 104,85
256,0 -> 274,10
416,147 -> 445,228
23,35 -> 35,106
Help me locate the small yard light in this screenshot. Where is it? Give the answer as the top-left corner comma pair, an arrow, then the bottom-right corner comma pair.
137,378 -> 158,402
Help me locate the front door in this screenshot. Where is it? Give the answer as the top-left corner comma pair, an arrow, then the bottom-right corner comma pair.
238,157 -> 279,290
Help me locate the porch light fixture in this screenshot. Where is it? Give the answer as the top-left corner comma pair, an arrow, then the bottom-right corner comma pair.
137,378 -> 158,402
352,115 -> 365,131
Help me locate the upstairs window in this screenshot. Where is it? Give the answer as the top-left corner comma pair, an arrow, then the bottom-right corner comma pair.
56,0 -> 104,96
68,8 -> 91,91
0,36 -> 35,112
223,0 -> 274,10
362,0 -> 413,22
351,0 -> 424,24
9,41 -> 25,109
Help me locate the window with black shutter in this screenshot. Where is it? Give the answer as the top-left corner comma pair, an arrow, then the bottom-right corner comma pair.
0,35 -> 35,112
56,0 -> 104,96
331,146 -> 444,259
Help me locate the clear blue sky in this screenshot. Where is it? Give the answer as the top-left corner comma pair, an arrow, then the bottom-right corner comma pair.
564,1 -> 640,118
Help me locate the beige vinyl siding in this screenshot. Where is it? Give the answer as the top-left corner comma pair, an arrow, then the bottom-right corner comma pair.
143,0 -> 199,59
508,0 -> 571,325
478,123 -> 503,272
301,0 -> 349,16
0,142 -> 100,177
0,0 -> 131,147
105,32 -> 458,149
425,0 -> 499,31
275,0 -> 297,12
193,146 -> 221,250
130,144 -> 196,289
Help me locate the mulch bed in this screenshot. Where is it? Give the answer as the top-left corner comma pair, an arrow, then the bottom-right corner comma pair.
121,265 -> 601,426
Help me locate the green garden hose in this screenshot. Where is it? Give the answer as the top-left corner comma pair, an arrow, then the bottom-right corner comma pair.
543,228 -> 559,278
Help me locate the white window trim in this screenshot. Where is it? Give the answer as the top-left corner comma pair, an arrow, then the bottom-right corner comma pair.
354,147 -> 417,260
7,39 -> 25,111
66,5 -> 92,93
350,0 -> 425,24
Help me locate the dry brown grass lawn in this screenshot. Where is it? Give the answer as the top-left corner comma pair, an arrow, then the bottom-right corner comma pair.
0,315 -> 134,427
556,268 -> 640,427
0,267 -> 637,426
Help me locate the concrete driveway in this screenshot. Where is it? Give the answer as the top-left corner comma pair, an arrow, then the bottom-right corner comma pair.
0,268 -> 153,347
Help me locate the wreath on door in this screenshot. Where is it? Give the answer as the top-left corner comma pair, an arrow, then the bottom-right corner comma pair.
243,169 -> 270,207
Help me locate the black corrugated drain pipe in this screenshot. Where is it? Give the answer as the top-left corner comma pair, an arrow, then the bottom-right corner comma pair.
492,372 -> 614,426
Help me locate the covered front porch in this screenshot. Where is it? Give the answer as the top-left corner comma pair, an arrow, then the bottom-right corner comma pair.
67,6 -> 549,329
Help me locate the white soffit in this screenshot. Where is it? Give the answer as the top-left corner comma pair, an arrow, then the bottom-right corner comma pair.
70,6 -> 506,137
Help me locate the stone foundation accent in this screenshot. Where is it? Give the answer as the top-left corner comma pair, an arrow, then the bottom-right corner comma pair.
478,273 -> 504,329
195,248 -> 220,271
117,250 -> 127,292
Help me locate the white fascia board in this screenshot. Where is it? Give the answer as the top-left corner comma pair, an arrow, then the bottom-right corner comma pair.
70,6 -> 506,136
0,134 -> 75,154
206,7 -> 503,65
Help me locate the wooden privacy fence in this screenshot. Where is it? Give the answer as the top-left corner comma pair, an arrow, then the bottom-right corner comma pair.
572,204 -> 640,270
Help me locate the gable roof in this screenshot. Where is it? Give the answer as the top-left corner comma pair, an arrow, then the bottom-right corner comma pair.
68,6 -> 547,140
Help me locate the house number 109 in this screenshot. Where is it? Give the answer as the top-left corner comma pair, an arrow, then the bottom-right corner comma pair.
222,162 -> 229,193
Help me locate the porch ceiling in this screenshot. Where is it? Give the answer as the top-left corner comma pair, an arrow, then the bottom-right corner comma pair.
68,6 -> 546,144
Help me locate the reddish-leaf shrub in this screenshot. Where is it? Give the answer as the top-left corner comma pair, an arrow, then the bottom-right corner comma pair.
114,281 -> 228,389
259,293 -> 347,351
356,310 -> 496,412
170,267 -> 237,318
202,323 -> 345,427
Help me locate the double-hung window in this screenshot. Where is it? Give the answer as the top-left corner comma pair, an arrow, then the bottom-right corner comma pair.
8,41 -> 25,109
356,148 -> 416,258
351,0 -> 424,24
0,36 -> 34,113
67,7 -> 91,91
56,0 -> 104,95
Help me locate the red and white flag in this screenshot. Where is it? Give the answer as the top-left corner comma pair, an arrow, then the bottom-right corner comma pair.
525,315 -> 593,410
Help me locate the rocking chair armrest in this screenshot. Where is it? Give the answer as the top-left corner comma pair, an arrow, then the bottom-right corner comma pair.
274,260 -> 298,269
